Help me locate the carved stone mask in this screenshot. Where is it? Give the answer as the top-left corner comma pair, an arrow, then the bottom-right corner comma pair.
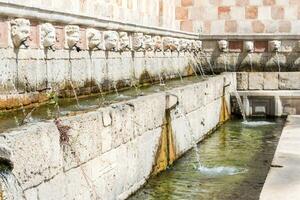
179,39 -> 188,51
104,31 -> 119,51
153,36 -> 162,52
144,35 -> 154,51
11,18 -> 30,48
170,38 -> 179,52
40,23 -> 56,49
86,28 -> 103,50
162,37 -> 173,51
65,25 -> 80,49
269,40 -> 281,52
195,40 -> 203,52
218,40 -> 228,52
119,32 -> 131,51
244,41 -> 254,53
132,33 -> 144,51
186,40 -> 193,52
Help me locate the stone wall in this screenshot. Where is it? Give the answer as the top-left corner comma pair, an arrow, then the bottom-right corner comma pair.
0,73 -> 236,200
197,39 -> 300,74
0,12 -> 200,110
234,72 -> 300,116
176,0 -> 300,34
237,72 -> 300,90
0,0 -> 178,30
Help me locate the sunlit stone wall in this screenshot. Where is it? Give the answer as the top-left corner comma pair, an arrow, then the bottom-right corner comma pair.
0,0 -> 178,30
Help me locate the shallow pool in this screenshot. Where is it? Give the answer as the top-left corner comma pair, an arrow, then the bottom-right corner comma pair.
128,118 -> 284,200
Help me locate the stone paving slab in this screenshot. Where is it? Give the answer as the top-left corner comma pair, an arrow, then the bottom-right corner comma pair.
260,115 -> 300,200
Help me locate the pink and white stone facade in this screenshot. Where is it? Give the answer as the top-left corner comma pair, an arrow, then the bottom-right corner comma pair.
176,0 -> 300,34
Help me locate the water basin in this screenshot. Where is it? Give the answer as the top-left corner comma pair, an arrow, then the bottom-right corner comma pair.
128,118 -> 284,200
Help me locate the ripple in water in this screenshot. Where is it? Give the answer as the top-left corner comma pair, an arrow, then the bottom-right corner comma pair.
197,165 -> 247,176
242,121 -> 275,126
115,94 -> 130,100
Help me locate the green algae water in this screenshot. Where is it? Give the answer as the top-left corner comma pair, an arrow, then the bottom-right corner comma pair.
129,118 -> 284,200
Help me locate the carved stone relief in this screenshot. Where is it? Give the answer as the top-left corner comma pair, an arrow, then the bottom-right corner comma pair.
10,18 -> 30,48
65,25 -> 81,50
119,32 -> 131,51
218,40 -> 228,52
132,32 -> 144,51
153,36 -> 162,52
40,23 -> 56,50
103,31 -> 119,51
144,35 -> 154,51
86,28 -> 104,50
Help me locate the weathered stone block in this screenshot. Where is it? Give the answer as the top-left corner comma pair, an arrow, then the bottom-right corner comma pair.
0,122 -> 63,189
60,111 -> 103,171
237,72 -> 248,90
263,72 -> 278,90
279,72 -> 300,89
249,72 -> 264,90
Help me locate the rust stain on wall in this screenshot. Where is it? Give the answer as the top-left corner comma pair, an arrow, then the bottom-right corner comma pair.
152,109 -> 176,176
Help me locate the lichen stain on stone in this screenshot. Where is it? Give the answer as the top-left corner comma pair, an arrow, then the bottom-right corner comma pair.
219,95 -> 230,124
152,109 -> 176,176
139,69 -> 152,84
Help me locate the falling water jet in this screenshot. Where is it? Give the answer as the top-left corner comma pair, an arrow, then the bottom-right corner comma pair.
249,53 -> 253,72
0,147 -> 24,200
223,54 -> 228,72
275,52 -> 281,72
171,64 -> 183,83
175,105 -> 202,168
68,80 -> 81,109
193,52 -> 206,79
129,51 -> 142,96
200,52 -> 215,75
95,80 -> 106,103
233,91 -> 247,121
112,81 -> 119,96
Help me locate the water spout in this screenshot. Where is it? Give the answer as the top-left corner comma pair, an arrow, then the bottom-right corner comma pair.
0,146 -> 24,200
233,91 -> 247,121
275,52 -> 281,72
176,106 -> 202,168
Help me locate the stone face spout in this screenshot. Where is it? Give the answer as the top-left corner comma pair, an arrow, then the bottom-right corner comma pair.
86,28 -> 104,51
144,35 -> 154,51
269,40 -> 281,52
192,40 -> 202,52
153,36 -> 162,52
179,39 -> 188,52
119,32 -> 131,51
170,38 -> 179,52
104,31 -> 119,51
132,32 -> 144,51
218,40 -> 228,52
65,25 -> 81,50
244,41 -> 254,53
162,37 -> 173,52
10,18 -> 30,48
40,23 -> 56,50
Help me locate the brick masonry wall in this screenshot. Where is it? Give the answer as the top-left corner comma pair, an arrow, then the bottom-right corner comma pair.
176,0 -> 300,34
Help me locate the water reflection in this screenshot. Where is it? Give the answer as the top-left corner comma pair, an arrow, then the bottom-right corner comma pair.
129,118 -> 284,200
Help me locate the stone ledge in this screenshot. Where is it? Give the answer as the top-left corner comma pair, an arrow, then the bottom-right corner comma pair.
260,115 -> 300,200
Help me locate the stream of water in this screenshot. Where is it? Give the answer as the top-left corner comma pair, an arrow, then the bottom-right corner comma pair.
128,118 -> 284,200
